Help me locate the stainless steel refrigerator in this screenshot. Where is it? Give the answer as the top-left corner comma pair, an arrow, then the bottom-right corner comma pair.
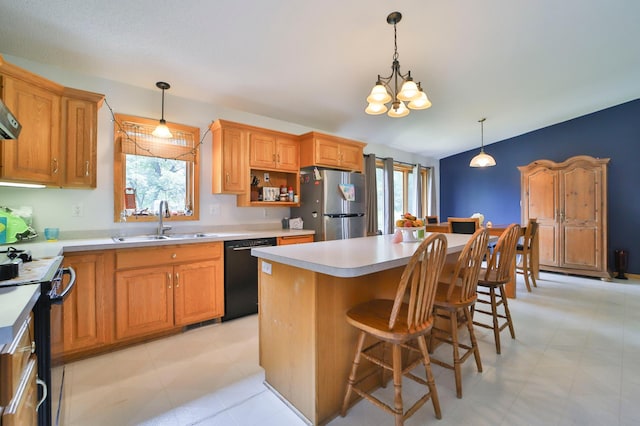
291,168 -> 366,241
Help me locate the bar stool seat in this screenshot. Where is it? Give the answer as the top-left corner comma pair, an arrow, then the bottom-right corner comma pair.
341,234 -> 448,426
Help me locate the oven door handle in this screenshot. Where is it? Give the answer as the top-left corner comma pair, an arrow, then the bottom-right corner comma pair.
50,266 -> 76,305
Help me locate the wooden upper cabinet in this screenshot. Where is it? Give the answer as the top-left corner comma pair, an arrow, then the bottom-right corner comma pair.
62,89 -> 104,188
0,74 -> 62,185
519,155 -> 610,279
249,130 -> 299,172
299,132 -> 366,172
0,55 -> 104,188
211,120 -> 248,194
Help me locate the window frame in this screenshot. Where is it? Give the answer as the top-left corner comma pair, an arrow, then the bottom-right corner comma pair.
113,113 -> 200,223
375,159 -> 428,231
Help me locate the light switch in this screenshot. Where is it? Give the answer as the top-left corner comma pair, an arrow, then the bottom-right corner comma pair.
262,261 -> 272,275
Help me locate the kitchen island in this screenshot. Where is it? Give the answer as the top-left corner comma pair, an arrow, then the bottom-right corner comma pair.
251,232 -> 478,425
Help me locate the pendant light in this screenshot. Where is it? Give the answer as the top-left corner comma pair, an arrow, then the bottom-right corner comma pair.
365,12 -> 432,118
469,118 -> 496,168
152,81 -> 173,138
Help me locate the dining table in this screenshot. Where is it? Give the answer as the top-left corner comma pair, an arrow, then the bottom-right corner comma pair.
424,223 -> 539,298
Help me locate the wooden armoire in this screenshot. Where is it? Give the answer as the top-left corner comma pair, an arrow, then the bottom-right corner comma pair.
518,155 -> 610,279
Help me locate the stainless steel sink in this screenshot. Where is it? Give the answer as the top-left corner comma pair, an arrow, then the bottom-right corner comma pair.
167,233 -> 219,239
111,235 -> 171,242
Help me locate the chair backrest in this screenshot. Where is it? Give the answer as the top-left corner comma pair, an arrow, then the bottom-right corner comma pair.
483,223 -> 521,283
425,215 -> 439,224
443,228 -> 489,303
521,218 -> 538,251
389,233 -> 448,331
447,217 -> 480,234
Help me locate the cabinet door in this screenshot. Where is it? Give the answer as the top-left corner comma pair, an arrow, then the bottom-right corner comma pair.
213,126 -> 247,193
525,168 -> 559,267
0,75 -> 61,185
314,137 -> 341,167
57,253 -> 110,356
560,165 -> 603,270
250,131 -> 277,169
338,143 -> 363,172
63,96 -> 98,188
174,259 -> 224,325
115,266 -> 174,340
275,136 -> 299,171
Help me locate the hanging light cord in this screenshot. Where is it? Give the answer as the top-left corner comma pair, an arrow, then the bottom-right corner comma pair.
479,118 -> 486,151
104,98 -> 210,160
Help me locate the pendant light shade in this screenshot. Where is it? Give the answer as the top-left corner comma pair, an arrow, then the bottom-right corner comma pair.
470,118 -> 496,168
365,12 -> 432,118
152,81 -> 173,138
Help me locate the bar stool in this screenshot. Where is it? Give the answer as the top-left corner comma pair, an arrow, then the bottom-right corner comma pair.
516,218 -> 539,291
341,234 -> 448,426
429,228 -> 488,399
473,223 -> 521,354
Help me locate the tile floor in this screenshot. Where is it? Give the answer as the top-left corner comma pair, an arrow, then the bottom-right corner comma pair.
56,272 -> 640,425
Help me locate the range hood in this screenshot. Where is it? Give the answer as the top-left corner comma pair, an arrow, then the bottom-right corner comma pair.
0,98 -> 22,140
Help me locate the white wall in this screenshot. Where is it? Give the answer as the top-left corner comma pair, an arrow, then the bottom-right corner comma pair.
0,54 -> 437,237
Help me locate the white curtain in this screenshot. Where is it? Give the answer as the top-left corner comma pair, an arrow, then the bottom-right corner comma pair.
427,167 -> 436,217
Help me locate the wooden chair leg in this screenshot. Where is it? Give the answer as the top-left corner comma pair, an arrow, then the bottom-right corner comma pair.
464,307 -> 483,374
392,343 -> 403,426
417,336 -> 442,419
341,331 -> 367,416
490,286 -> 501,354
450,310 -> 463,399
499,284 -> 516,339
528,253 -> 538,288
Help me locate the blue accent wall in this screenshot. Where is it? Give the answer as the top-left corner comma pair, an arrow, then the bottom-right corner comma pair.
440,99 -> 640,274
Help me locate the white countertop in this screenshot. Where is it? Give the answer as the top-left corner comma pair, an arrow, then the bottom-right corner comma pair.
251,232 -> 476,278
1,229 -> 315,258
0,284 -> 40,345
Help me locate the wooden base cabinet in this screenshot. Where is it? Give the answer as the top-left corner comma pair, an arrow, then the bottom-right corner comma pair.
52,252 -> 113,361
519,155 -> 610,279
114,243 -> 224,341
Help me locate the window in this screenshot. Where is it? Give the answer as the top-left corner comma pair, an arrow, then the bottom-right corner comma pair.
375,159 -> 429,233
113,113 -> 200,223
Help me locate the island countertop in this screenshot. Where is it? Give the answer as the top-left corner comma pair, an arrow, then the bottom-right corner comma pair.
251,232 -> 475,278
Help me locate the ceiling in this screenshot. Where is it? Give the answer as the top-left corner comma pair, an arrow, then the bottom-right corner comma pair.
1,0 -> 640,159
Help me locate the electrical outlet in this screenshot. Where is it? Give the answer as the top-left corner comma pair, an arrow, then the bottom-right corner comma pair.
264,172 -> 270,182
71,203 -> 83,217
209,204 -> 220,216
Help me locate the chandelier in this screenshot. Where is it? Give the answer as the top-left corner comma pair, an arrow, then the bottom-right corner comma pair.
152,81 -> 173,138
469,118 -> 496,168
365,12 -> 431,118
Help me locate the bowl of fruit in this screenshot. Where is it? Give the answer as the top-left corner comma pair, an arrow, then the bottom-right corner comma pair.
394,213 -> 425,242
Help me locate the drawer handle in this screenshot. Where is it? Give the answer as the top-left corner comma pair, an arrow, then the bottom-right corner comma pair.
36,378 -> 47,412
175,272 -> 179,288
167,272 -> 172,289
172,253 -> 177,259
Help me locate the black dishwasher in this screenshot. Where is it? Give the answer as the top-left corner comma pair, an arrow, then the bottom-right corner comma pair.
223,238 -> 276,321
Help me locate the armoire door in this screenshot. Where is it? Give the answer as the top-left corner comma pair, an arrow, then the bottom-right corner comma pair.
560,164 -> 604,271
523,167 -> 559,267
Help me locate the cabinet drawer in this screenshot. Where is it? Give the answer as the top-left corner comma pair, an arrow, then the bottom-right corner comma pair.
0,316 -> 33,406
115,242 -> 222,270
2,357 -> 38,426
277,235 -> 314,245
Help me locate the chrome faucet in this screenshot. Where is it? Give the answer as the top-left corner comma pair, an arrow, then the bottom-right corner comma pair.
157,200 -> 172,236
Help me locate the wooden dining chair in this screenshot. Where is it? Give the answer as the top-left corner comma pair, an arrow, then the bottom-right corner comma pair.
425,215 -> 439,224
429,228 -> 489,399
341,234 -> 448,426
447,217 -> 480,234
516,218 -> 539,291
473,223 -> 521,354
